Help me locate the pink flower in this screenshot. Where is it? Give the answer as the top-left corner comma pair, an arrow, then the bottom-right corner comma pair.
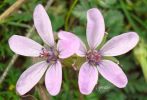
8,4 -> 79,96
77,8 -> 139,95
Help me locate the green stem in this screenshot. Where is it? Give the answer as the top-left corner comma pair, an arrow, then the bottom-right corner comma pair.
65,0 -> 78,31
131,14 -> 147,30
7,22 -> 31,28
119,0 -> 140,33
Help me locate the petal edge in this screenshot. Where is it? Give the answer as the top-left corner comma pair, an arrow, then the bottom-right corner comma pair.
98,60 -> 128,88
33,4 -> 54,46
16,61 -> 48,95
45,61 -> 62,96
100,32 -> 139,56
9,35 -> 43,57
57,31 -> 80,59
87,8 -> 105,49
78,62 -> 98,95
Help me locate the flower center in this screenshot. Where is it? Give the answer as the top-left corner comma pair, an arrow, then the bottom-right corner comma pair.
86,50 -> 102,65
40,47 -> 58,64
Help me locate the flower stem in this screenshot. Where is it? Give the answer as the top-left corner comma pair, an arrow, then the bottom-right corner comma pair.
65,0 -> 78,31
0,0 -> 27,23
37,84 -> 51,100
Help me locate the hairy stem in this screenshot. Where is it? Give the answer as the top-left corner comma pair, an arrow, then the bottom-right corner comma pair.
0,0 -> 27,23
0,54 -> 18,84
37,84 -> 51,100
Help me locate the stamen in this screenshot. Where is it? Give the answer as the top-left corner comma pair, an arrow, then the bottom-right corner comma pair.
39,48 -> 49,57
86,50 -> 102,65
40,47 -> 59,64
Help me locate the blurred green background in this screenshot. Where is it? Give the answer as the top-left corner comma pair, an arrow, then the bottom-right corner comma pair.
0,0 -> 147,100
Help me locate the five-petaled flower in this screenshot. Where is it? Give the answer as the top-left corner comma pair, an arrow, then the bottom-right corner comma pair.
8,4 -> 79,96
76,8 -> 139,95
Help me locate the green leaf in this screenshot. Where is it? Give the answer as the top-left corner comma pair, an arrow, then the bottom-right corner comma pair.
133,40 -> 147,81
104,10 -> 124,37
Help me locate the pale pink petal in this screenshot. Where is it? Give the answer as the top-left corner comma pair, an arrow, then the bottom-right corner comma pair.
100,32 -> 139,56
87,8 -> 105,49
57,31 -> 80,59
16,61 -> 48,95
8,35 -> 43,57
78,62 -> 98,95
98,60 -> 128,88
33,4 -> 54,46
76,39 -> 87,57
58,30 -> 79,41
45,61 -> 62,96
